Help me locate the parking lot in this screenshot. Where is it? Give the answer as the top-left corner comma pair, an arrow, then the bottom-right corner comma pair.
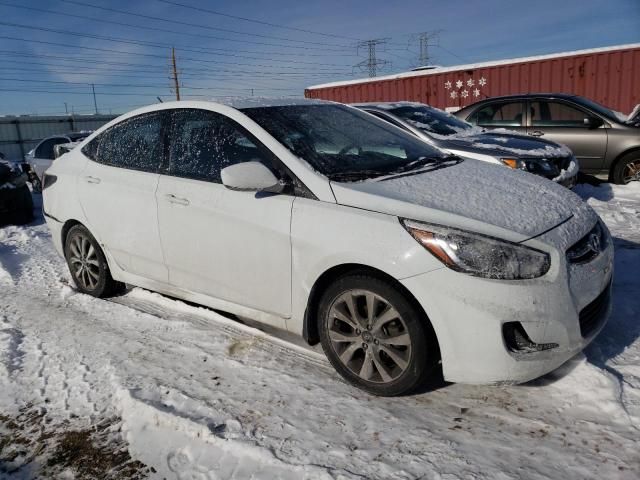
1,180 -> 639,479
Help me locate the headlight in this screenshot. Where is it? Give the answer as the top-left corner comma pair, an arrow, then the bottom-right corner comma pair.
500,157 -> 558,176
500,157 -> 526,170
401,220 -> 551,280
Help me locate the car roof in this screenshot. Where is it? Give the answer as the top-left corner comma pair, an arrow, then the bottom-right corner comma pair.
352,101 -> 434,110
464,93 -> 581,105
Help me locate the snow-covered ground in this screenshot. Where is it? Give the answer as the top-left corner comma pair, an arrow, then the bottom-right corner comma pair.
1,182 -> 639,479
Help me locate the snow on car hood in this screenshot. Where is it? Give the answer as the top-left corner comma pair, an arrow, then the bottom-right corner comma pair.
331,159 -> 590,240
441,132 -> 573,158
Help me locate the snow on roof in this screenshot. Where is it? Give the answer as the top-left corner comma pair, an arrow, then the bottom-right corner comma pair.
219,97 -> 333,109
307,43 -> 640,90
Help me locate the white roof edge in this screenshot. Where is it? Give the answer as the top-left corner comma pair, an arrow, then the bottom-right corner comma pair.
306,43 -> 640,90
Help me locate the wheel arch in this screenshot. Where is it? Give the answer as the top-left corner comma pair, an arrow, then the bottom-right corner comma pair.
608,146 -> 640,181
302,263 -> 441,360
61,219 -> 83,247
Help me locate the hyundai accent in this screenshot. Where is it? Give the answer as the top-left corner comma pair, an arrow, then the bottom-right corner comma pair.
42,99 -> 613,396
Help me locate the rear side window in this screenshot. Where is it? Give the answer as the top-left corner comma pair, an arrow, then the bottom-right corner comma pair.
93,112 -> 164,172
81,137 -> 99,160
168,109 -> 267,183
470,102 -> 525,127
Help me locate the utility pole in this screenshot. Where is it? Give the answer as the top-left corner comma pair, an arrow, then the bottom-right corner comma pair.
64,102 -> 68,115
355,38 -> 390,78
91,84 -> 98,114
171,47 -> 181,101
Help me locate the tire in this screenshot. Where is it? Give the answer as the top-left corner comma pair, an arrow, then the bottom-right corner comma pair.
611,151 -> 640,184
64,225 -> 124,297
318,273 -> 438,396
0,185 -> 33,226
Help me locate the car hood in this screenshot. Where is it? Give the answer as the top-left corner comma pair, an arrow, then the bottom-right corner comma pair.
436,132 -> 572,159
330,159 -> 590,241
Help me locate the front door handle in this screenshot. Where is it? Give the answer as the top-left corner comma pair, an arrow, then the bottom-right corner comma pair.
165,194 -> 190,206
529,130 -> 545,137
84,175 -> 101,184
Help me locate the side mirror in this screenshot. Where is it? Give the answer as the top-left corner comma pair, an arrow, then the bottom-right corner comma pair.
584,116 -> 603,129
221,161 -> 281,192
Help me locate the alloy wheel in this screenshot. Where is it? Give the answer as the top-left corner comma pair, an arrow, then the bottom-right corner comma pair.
68,233 -> 100,291
623,160 -> 640,183
327,289 -> 412,384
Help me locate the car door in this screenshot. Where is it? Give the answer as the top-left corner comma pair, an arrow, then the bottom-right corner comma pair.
156,108 -> 294,322
527,99 -> 608,172
30,136 -> 70,179
467,100 -> 527,135
78,111 -> 169,283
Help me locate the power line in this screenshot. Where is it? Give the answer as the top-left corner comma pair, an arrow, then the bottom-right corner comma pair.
0,21 -> 354,71
0,1 -> 356,57
0,77 -> 303,92
0,53 -> 348,80
435,45 -> 469,63
0,49 -> 356,80
155,0 -> 360,41
0,36 -> 354,75
59,0 -> 353,49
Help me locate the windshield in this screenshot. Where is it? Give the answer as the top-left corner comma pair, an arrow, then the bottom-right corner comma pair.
389,105 -> 473,136
241,104 -> 453,181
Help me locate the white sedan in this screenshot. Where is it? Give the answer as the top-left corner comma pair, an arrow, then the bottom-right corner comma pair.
42,99 -> 613,396
25,132 -> 91,181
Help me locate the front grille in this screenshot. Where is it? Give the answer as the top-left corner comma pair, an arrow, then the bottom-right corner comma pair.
567,221 -> 607,264
579,282 -> 611,338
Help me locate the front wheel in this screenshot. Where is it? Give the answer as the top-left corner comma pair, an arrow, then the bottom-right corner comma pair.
611,152 -> 640,184
318,274 -> 438,396
64,225 -> 124,297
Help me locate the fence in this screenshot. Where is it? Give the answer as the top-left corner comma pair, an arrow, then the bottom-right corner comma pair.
0,114 -> 117,162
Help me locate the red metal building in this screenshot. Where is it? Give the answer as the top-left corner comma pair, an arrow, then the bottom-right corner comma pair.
305,44 -> 640,114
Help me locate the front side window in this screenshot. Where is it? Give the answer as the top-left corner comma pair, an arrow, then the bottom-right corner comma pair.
242,104 -> 451,182
530,101 -> 590,127
96,112 -> 164,172
470,102 -> 525,127
388,105 -> 474,137
168,109 -> 267,183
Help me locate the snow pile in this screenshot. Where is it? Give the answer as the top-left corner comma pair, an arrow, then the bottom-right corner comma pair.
553,159 -> 580,182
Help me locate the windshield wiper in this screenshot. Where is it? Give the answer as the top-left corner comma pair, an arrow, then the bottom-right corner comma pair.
328,169 -> 390,182
396,156 -> 440,173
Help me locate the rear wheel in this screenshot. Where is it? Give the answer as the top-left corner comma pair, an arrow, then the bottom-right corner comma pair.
611,152 -> 640,184
64,225 -> 124,297
318,273 -> 438,396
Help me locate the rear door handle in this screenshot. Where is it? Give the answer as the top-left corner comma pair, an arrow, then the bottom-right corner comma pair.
84,175 -> 101,184
165,193 -> 190,206
529,130 -> 545,137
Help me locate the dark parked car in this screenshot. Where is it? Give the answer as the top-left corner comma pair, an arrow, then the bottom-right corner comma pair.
455,94 -> 640,184
0,152 -> 34,227
354,102 -> 578,188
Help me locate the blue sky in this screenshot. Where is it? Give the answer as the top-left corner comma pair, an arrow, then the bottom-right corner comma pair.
0,0 -> 638,116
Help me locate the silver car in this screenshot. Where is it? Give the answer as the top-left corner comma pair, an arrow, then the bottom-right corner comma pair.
456,94 -> 640,184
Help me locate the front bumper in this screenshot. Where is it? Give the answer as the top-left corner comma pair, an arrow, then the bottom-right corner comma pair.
401,228 -> 613,384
